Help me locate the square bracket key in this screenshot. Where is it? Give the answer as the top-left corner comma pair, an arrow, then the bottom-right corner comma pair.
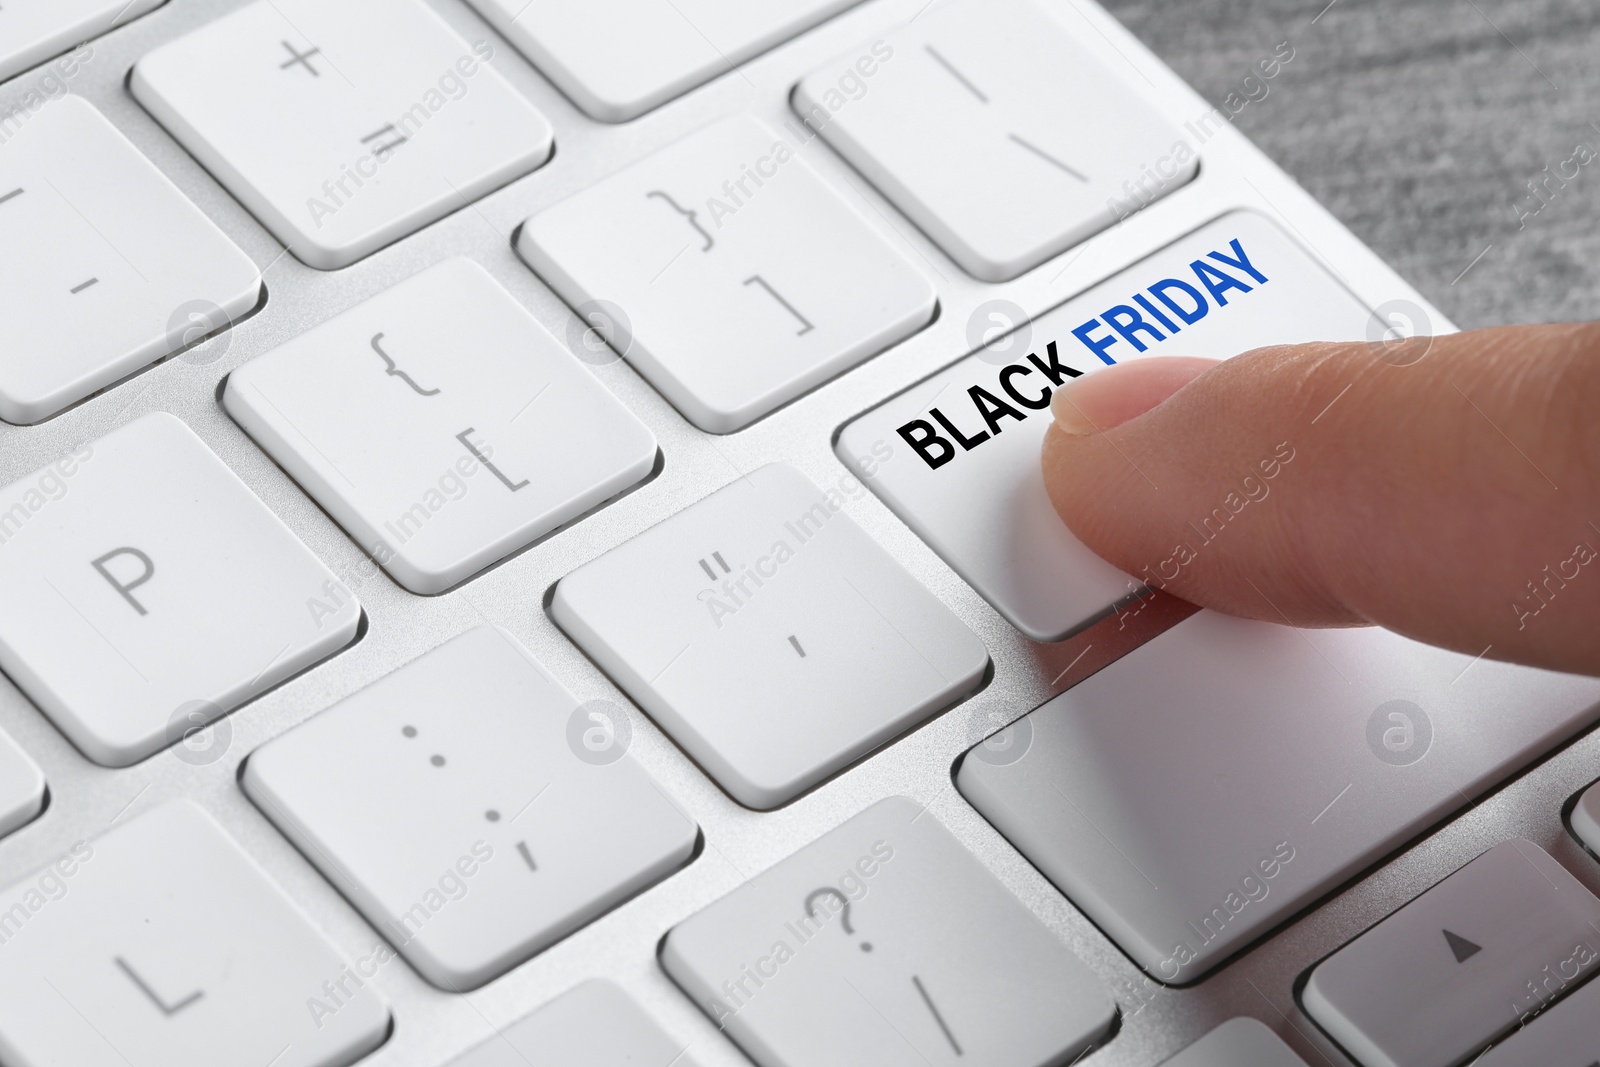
518,115 -> 936,433
225,257 -> 658,595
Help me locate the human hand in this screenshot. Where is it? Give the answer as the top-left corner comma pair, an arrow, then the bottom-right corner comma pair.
1041,323 -> 1600,675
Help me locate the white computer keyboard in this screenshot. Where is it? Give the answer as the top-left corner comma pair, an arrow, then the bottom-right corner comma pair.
2,1 -> 1599,1066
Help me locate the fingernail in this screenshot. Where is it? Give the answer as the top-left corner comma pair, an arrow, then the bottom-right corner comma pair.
1050,379 -> 1102,436
1050,357 -> 1223,437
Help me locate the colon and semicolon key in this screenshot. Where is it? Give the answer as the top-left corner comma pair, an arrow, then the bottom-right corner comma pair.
244,625 -> 697,990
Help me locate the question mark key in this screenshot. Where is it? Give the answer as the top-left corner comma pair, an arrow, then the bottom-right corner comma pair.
663,797 -> 1114,1066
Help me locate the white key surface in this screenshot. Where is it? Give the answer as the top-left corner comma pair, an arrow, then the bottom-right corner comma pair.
0,97 -> 260,424
956,611 -> 1600,983
0,1 -> 163,83
794,0 -> 1198,281
225,257 -> 657,595
662,796 -> 1115,1067
1569,779 -> 1600,857
518,115 -> 937,433
0,412 -> 360,766
1304,838 -> 1600,1067
447,979 -> 697,1066
552,463 -> 987,809
0,801 -> 389,1067
838,211 -> 1373,642
465,0 -> 862,122
244,625 -> 698,990
1477,957 -> 1600,1066
131,0 -> 553,270
0,724 -> 45,840
1159,1019 -> 1309,1067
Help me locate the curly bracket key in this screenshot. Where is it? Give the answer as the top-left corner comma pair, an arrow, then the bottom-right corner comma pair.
646,190 -> 714,252
370,333 -> 441,397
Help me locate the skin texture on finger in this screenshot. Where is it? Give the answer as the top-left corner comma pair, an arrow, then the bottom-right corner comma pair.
1041,324 -> 1600,675
1051,357 -> 1220,435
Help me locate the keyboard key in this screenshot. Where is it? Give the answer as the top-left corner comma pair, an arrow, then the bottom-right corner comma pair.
0,97 -> 261,424
0,801 -> 389,1067
0,1 -> 163,83
1569,779 -> 1600,856
552,464 -> 987,809
244,625 -> 697,990
131,0 -> 553,270
839,211 -> 1372,642
447,979 -> 695,1066
956,611 -> 1600,983
0,725 -> 45,839
1159,1019 -> 1309,1067
795,0 -> 1197,281
0,413 -> 360,767
225,258 -> 657,595
663,796 -> 1115,1067
1477,958 -> 1600,1065
519,115 -> 936,433
1304,839 -> 1600,1067
467,0 -> 863,122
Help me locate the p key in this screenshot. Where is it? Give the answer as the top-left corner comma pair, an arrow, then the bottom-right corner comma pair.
131,0 -> 554,269
0,413 -> 360,766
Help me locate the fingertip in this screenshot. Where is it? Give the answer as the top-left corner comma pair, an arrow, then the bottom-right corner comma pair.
1049,356 -> 1222,437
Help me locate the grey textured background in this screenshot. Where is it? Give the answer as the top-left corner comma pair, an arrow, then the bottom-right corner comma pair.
1102,0 -> 1600,329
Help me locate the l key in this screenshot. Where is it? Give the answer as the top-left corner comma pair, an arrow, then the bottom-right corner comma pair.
0,802 -> 389,1067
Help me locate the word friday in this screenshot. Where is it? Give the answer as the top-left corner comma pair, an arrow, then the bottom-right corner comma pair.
897,237 -> 1271,471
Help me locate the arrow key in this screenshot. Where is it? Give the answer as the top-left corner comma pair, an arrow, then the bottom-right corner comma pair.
1442,928 -> 1482,964
1477,950 -> 1600,1064
1304,839 -> 1600,1067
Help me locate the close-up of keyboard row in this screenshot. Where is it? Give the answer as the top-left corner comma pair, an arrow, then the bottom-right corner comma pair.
5,642 -> 1600,1067
2,0 -> 1194,427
